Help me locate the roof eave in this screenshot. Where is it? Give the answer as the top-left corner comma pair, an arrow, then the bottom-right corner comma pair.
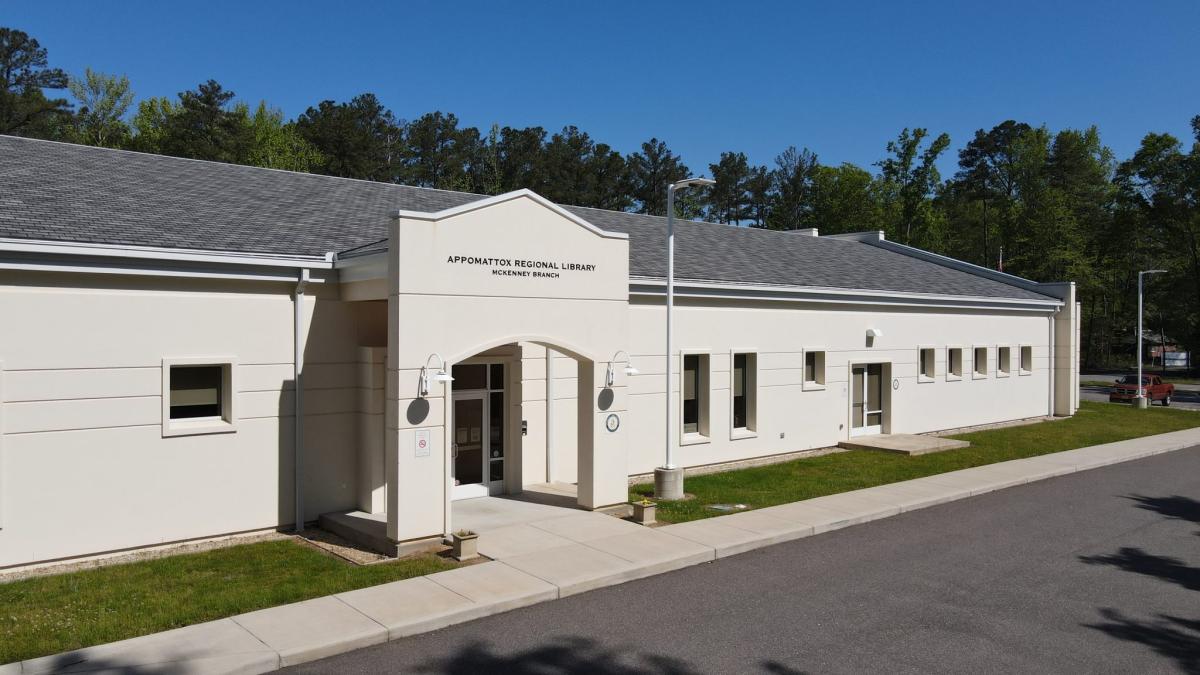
629,276 -> 1063,312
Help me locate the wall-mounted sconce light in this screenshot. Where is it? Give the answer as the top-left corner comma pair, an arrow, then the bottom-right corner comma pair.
605,350 -> 639,387
866,328 -> 884,338
418,353 -> 453,397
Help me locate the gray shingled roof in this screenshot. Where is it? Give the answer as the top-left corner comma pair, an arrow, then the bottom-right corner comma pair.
0,135 -> 1055,301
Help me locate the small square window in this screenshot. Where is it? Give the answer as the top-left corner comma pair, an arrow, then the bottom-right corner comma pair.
170,366 -> 223,419
974,347 -> 988,378
1020,345 -> 1033,375
162,358 -> 236,437
803,349 -> 826,390
947,348 -> 963,380
998,346 -> 1011,377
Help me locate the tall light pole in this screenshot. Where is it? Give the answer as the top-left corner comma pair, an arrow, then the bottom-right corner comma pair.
1135,269 -> 1167,409
655,177 -> 715,500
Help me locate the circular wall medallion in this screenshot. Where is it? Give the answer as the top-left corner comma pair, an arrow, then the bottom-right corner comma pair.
605,413 -> 620,432
892,378 -> 900,390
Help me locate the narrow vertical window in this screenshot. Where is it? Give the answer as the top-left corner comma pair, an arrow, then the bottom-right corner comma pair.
974,347 -> 988,377
919,347 -> 935,381
732,352 -> 756,433
681,353 -> 710,439
947,348 -> 962,379
998,346 -> 1011,376
803,349 -> 825,389
683,354 -> 700,435
1020,345 -> 1033,374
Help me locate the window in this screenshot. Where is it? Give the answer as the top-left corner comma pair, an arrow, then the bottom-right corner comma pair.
170,366 -> 223,419
1020,345 -> 1033,375
803,349 -> 825,390
947,347 -> 963,380
681,353 -> 710,441
998,346 -> 1011,377
732,352 -> 757,435
163,358 -> 236,437
919,347 -> 936,382
973,347 -> 988,378
451,364 -> 487,389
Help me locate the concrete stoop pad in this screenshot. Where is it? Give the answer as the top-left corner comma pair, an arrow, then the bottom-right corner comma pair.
11,427 -> 1200,675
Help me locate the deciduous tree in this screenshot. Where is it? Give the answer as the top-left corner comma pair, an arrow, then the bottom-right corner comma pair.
67,68 -> 134,147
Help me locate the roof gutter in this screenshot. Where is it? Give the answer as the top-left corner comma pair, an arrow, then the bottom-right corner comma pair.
0,237 -> 335,268
629,278 -> 1063,312
0,238 -> 336,283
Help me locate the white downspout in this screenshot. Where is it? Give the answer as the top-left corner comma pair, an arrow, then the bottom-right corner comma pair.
293,268 -> 310,531
546,348 -> 555,483
1048,310 -> 1057,417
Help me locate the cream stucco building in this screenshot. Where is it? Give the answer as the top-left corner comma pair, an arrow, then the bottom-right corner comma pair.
0,136 -> 1079,568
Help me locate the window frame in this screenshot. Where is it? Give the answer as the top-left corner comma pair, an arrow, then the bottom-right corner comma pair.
1019,345 -> 1033,376
946,346 -> 963,381
729,350 -> 758,439
972,345 -> 989,379
997,346 -> 1012,378
918,345 -> 936,383
679,350 -> 711,445
802,347 -> 826,391
162,356 -> 238,438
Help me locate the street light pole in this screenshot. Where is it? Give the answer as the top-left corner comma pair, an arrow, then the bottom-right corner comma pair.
1136,269 -> 1167,408
655,177 -> 715,500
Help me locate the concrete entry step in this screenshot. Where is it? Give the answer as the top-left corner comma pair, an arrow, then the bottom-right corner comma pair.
838,434 -> 970,456
319,510 -> 440,558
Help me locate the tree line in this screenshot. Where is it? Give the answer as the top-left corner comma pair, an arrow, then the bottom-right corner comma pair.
2,27 -> 1198,371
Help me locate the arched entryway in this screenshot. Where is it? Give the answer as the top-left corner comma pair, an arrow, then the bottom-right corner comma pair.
382,189 -> 631,547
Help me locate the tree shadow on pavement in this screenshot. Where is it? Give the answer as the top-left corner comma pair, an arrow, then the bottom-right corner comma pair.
413,637 -> 699,675
1079,547 -> 1200,592
1126,494 -> 1200,529
1085,608 -> 1200,673
761,661 -> 811,674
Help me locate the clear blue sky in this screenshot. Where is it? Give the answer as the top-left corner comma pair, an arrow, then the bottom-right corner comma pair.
6,0 -> 1199,176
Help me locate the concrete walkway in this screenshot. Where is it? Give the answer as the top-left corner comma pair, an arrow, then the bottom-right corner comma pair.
8,427 -> 1200,675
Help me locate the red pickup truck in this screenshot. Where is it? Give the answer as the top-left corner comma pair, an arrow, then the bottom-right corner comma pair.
1109,374 -> 1174,406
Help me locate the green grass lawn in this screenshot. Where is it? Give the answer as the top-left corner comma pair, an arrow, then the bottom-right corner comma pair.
0,539 -> 454,664
631,401 -> 1200,524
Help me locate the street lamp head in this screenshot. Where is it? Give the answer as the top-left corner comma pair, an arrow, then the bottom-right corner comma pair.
1144,269 -> 1168,275
670,177 -> 716,190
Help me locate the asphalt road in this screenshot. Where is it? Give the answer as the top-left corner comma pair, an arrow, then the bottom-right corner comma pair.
287,448 -> 1200,674
1080,384 -> 1200,410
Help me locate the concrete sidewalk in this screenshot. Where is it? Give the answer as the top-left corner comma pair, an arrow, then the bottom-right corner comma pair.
8,427 -> 1200,675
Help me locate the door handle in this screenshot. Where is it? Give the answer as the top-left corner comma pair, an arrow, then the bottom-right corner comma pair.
452,444 -> 459,459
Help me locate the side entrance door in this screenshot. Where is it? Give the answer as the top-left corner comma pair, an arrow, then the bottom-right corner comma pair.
451,391 -> 489,500
850,363 -> 884,437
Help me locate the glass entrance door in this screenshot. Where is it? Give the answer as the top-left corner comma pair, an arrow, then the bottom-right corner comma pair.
850,363 -> 884,436
450,362 -> 507,500
452,393 -> 488,499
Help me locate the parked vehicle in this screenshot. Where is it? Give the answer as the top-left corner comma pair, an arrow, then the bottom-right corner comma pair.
1109,374 -> 1174,406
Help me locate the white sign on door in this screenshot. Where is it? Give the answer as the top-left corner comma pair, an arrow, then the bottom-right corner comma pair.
415,429 -> 431,458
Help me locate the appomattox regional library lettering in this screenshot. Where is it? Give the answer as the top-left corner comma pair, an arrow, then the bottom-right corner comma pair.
446,254 -> 597,279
